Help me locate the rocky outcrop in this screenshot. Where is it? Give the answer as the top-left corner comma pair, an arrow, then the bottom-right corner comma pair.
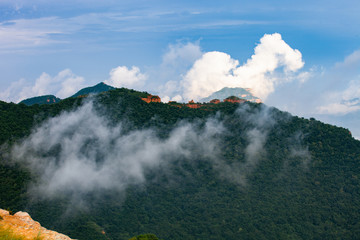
141,95 -> 161,103
0,209 -> 73,240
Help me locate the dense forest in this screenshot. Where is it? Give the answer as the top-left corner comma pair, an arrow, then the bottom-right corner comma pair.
0,88 -> 359,240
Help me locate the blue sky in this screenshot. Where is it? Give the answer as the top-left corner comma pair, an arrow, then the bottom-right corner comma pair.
0,0 -> 360,138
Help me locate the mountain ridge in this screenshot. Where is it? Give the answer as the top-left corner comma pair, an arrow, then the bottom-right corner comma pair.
18,82 -> 115,106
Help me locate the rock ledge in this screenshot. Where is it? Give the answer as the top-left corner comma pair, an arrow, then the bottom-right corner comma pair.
0,209 -> 73,240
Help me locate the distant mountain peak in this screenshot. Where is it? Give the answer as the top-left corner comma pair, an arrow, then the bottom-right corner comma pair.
19,95 -> 61,106
200,87 -> 262,103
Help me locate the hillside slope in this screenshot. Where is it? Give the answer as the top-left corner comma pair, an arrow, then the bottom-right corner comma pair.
0,88 -> 359,240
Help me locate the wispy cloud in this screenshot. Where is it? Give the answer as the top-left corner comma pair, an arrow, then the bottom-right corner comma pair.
0,9 -> 268,52
0,15 -> 104,51
317,79 -> 360,115
0,17 -> 68,49
315,50 -> 360,115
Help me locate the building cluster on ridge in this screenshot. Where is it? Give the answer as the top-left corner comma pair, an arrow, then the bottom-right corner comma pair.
140,94 -> 257,109
141,94 -> 161,103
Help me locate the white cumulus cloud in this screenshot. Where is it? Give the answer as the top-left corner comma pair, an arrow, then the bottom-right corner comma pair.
181,51 -> 239,101
181,33 -> 304,101
104,66 -> 147,89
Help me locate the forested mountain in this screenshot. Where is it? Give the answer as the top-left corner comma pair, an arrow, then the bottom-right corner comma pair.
0,87 -> 359,240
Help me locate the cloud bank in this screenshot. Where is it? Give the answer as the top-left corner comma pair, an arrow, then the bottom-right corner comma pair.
0,69 -> 85,102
